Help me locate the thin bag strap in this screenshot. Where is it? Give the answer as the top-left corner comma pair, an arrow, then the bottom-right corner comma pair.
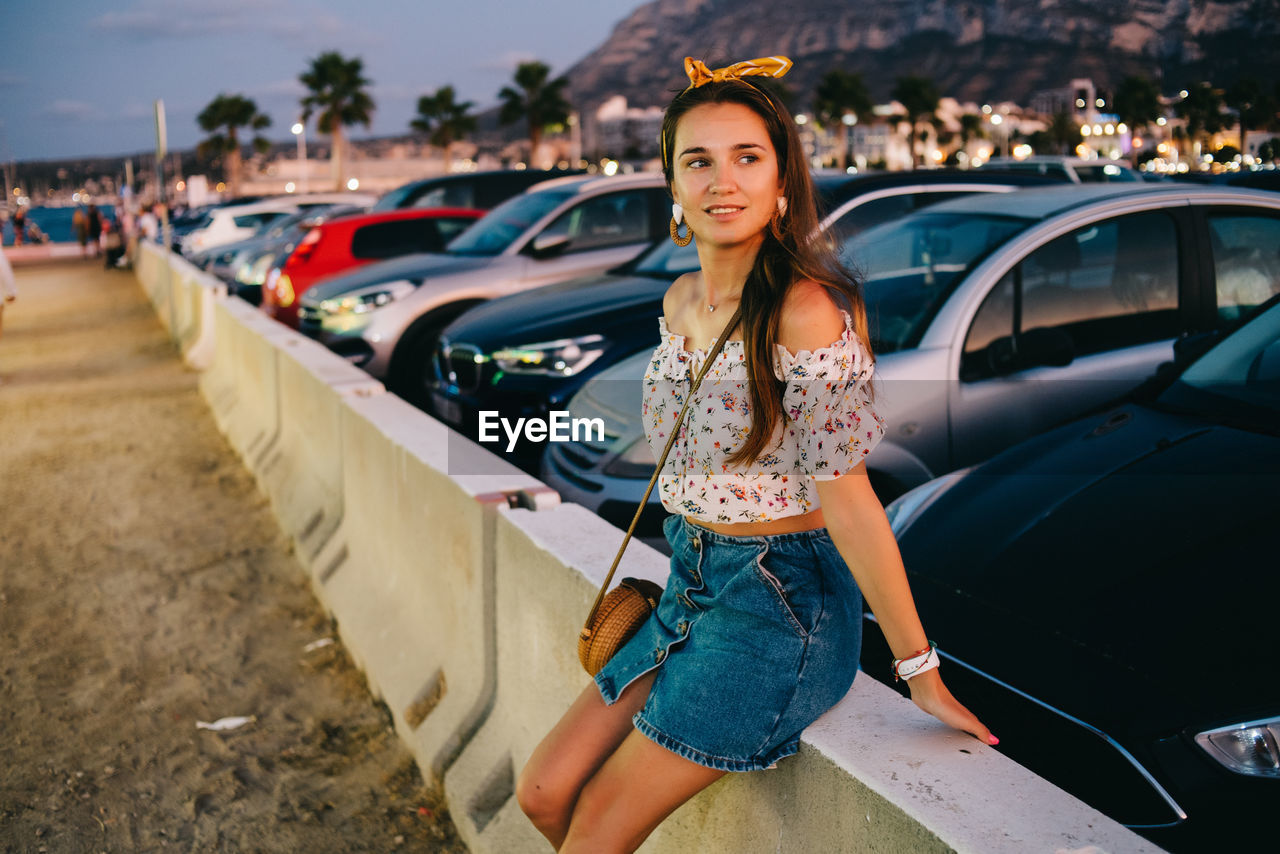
582,304 -> 743,632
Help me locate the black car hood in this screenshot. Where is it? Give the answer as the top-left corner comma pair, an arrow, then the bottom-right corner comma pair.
442,271 -> 672,349
902,404 -> 1280,724
303,252 -> 491,302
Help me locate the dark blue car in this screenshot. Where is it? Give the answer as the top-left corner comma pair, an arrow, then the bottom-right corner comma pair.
876,295 -> 1280,853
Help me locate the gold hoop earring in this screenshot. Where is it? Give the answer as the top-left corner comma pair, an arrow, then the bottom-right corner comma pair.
670,217 -> 693,247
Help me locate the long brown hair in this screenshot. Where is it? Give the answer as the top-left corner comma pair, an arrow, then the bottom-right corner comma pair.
660,80 -> 874,466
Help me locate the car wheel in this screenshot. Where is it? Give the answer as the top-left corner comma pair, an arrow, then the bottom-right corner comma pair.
386,303 -> 481,411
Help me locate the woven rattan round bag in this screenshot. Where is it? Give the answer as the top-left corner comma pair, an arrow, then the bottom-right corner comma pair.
578,577 -> 664,676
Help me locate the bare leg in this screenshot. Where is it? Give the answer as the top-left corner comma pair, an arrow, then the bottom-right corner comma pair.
560,729 -> 727,854
517,672 -> 655,849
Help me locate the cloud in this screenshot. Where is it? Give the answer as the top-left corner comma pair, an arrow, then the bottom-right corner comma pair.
472,51 -> 540,73
0,71 -> 25,87
42,100 -> 103,120
89,0 -> 376,49
250,78 -> 307,98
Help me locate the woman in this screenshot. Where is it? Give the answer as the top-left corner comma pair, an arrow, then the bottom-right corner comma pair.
517,57 -> 994,853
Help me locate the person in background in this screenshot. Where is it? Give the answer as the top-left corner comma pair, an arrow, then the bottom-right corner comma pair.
0,242 -> 17,365
86,204 -> 102,258
73,206 -> 90,257
12,207 -> 26,247
137,204 -> 159,245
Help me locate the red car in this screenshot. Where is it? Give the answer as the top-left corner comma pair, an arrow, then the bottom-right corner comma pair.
263,207 -> 484,328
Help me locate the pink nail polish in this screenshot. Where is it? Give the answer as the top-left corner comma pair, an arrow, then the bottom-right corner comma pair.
988,735 -> 1000,746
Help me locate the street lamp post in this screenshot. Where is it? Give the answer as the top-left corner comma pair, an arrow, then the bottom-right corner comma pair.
842,112 -> 858,172
291,121 -> 307,194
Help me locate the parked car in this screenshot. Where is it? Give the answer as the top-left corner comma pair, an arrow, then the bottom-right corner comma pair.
430,169 -> 1067,472
190,203 -> 362,282
298,172 -> 672,405
179,193 -> 374,256
261,206 -> 486,327
220,204 -> 368,305
369,169 -> 582,212
980,156 -> 1143,183
874,294 -> 1280,853
544,183 -> 1280,544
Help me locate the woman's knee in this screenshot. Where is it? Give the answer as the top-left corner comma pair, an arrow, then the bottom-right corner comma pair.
515,759 -> 574,827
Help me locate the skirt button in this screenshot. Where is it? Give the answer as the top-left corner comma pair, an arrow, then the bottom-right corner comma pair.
655,648 -> 667,663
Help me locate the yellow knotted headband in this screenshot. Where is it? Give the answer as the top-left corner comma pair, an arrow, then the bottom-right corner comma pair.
682,55 -> 793,90
661,55 -> 794,167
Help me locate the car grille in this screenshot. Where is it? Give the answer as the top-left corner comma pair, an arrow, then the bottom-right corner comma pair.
438,342 -> 486,393
546,438 -> 609,492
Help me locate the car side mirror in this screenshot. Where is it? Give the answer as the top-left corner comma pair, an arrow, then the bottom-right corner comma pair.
530,232 -> 571,258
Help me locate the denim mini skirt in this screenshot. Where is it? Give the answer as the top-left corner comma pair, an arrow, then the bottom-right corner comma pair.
594,515 -> 864,772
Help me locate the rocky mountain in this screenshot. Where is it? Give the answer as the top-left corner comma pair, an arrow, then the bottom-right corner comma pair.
565,0 -> 1280,113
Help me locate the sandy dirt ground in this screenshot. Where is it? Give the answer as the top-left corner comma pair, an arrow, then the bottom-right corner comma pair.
0,259 -> 468,853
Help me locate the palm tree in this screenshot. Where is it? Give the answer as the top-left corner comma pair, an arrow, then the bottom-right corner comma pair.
1225,77 -> 1280,161
1046,111 -> 1079,155
891,76 -> 941,169
1112,75 -> 1162,161
498,61 -> 571,165
411,85 -> 476,166
196,94 -> 271,197
299,51 -> 376,191
958,113 -> 986,152
814,70 -> 873,169
1175,82 -> 1227,158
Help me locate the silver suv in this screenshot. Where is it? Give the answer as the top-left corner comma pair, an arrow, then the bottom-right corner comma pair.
298,172 -> 670,403
544,184 -> 1280,542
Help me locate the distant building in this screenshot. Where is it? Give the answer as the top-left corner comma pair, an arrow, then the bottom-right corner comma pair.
592,96 -> 664,160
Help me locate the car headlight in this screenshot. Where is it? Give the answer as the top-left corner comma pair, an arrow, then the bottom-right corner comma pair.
604,436 -> 656,479
883,468 -> 972,538
1195,717 -> 1280,778
237,253 -> 275,286
491,335 -> 606,377
317,280 -> 417,316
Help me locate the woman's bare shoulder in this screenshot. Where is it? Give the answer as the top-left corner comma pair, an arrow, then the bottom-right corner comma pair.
777,280 -> 846,353
662,271 -> 700,325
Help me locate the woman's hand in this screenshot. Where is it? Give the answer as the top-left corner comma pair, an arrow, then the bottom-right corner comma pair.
905,669 -> 998,746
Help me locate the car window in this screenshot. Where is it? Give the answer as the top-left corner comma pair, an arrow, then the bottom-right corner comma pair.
1074,164 -> 1140,183
352,220 -> 445,259
445,187 -> 577,256
632,238 -> 701,277
233,212 -> 284,230
842,212 -> 1029,353
411,183 -> 477,209
536,189 -> 652,254
974,212 -> 1180,371
829,191 -> 982,244
1208,214 -> 1280,324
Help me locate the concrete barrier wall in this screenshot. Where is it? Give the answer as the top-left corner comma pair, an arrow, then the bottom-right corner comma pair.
133,248 -> 1164,854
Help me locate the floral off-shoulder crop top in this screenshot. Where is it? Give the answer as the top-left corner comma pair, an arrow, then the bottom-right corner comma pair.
642,312 -> 886,524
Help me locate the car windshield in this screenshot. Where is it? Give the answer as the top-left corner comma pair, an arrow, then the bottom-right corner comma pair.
630,238 -> 701,278
263,209 -> 314,238
445,187 -> 577,257
839,212 -> 1030,353
1157,297 -> 1280,432
370,184 -> 415,212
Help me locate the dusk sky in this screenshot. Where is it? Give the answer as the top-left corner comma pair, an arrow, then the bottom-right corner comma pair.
0,0 -> 645,163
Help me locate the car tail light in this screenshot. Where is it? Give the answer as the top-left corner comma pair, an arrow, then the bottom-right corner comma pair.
275,273 -> 296,308
1195,716 -> 1280,778
287,228 -> 322,267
